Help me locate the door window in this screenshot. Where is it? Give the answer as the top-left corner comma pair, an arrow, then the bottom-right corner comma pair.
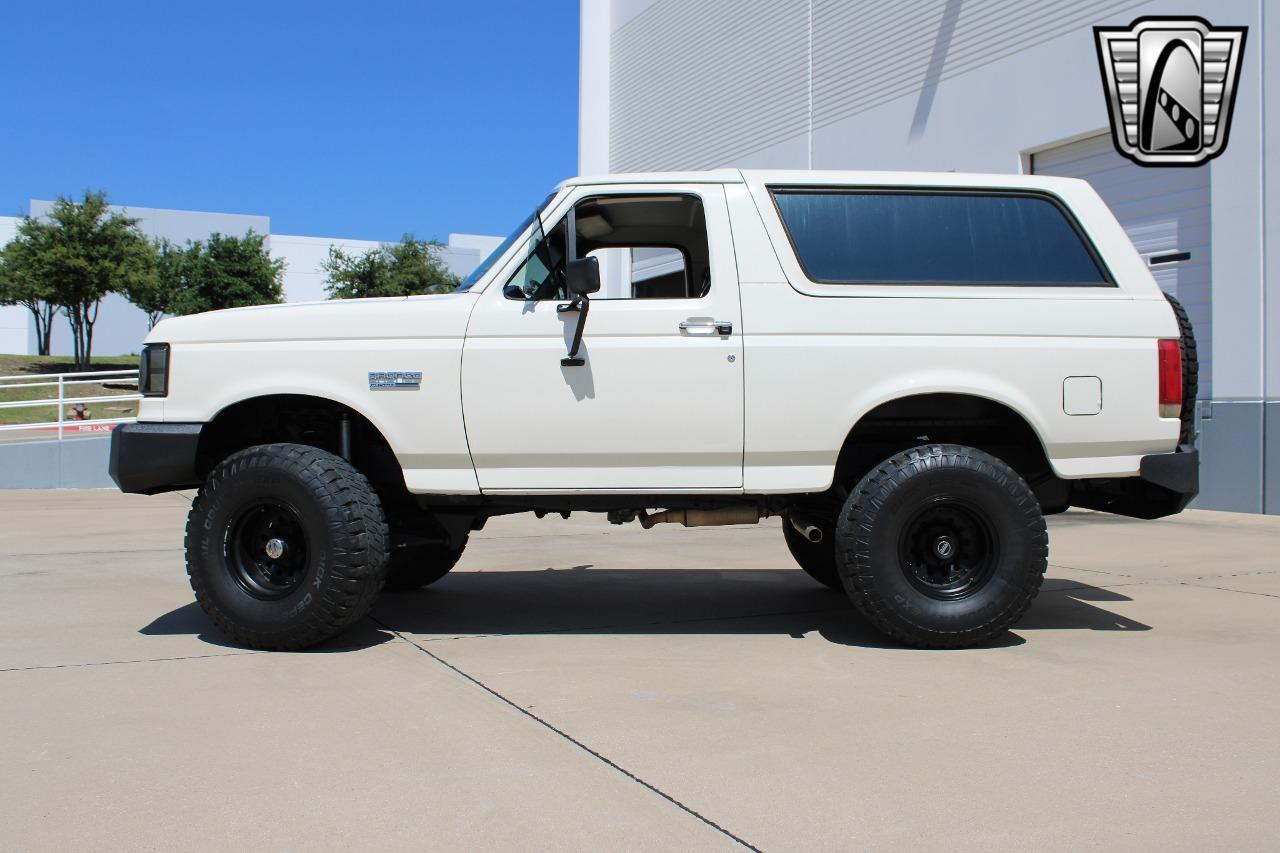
506,193 -> 710,300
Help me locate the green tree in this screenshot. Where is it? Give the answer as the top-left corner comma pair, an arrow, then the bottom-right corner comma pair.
120,238 -> 184,329
168,231 -> 285,316
320,244 -> 389,300
1,191 -> 154,368
323,234 -> 459,299
0,230 -> 58,355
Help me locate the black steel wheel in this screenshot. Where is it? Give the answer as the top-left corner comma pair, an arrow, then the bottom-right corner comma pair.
897,498 -> 998,601
835,444 -> 1047,648
226,501 -> 310,600
186,443 -> 389,650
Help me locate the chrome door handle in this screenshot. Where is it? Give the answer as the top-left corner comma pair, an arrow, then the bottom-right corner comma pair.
679,320 -> 733,336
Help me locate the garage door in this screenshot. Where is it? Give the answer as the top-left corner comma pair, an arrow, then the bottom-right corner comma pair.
1033,133 -> 1211,397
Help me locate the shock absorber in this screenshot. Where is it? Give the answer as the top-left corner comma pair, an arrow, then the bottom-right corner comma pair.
338,412 -> 352,461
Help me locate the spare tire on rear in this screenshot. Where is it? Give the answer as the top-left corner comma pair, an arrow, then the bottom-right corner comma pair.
1163,291 -> 1198,445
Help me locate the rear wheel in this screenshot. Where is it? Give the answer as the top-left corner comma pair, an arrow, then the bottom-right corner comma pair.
782,517 -> 841,591
185,443 -> 389,650
383,537 -> 468,591
835,444 -> 1047,648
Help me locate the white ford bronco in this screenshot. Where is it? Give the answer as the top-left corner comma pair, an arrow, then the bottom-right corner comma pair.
110,170 -> 1198,650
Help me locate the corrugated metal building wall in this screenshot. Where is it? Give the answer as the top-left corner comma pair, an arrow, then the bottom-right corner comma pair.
610,0 -> 809,172
609,0 -> 1151,172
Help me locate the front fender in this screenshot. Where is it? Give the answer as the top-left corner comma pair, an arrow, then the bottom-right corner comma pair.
158,338 -> 479,494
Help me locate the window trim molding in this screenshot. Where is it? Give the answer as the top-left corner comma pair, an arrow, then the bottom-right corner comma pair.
502,214 -> 566,301
766,185 -> 1118,289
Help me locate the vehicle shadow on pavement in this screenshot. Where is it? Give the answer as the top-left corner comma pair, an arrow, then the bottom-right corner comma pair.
140,568 -> 1151,653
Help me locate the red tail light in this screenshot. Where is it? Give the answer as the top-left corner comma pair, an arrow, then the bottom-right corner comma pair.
1158,339 -> 1182,418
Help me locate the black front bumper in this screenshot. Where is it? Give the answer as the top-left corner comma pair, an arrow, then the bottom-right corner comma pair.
1070,445 -> 1199,520
109,422 -> 204,494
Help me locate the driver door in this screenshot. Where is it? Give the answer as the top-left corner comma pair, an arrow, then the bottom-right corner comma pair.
460,184 -> 744,492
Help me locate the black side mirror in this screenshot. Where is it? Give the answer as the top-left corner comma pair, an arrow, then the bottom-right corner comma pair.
565,256 -> 601,296
557,257 -> 599,366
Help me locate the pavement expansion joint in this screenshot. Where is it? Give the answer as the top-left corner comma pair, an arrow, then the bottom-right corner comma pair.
1179,581 -> 1280,600
1050,565 -> 1278,588
0,546 -> 182,560
0,650 -> 260,673
1185,568 -> 1278,581
371,615 -> 763,852
1047,562 -> 1139,578
1045,579 -> 1157,593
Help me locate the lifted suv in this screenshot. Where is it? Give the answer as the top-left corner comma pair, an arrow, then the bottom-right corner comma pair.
111,170 -> 1197,650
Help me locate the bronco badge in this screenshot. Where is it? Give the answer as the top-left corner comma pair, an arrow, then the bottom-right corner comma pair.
368,371 -> 422,390
1094,17 -> 1247,166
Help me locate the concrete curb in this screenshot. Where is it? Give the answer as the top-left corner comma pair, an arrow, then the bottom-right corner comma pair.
0,436 -> 114,489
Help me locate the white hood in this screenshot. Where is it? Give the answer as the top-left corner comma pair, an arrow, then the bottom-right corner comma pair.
148,291 -> 478,345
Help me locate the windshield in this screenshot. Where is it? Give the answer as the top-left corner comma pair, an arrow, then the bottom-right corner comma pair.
457,191 -> 558,291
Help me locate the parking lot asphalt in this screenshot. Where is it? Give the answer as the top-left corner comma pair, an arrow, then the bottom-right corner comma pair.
1,489 -> 1278,852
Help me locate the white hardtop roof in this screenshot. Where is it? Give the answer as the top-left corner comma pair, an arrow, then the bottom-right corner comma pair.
560,169 -> 1086,191
561,170 -> 744,187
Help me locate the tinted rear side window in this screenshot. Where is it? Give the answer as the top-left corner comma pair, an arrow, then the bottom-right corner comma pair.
771,190 -> 1110,286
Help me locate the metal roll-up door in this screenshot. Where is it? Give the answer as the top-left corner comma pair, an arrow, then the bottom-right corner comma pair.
1032,133 -> 1211,397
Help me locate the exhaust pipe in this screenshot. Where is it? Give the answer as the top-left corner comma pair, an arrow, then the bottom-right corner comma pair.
788,515 -> 824,543
639,507 -> 769,529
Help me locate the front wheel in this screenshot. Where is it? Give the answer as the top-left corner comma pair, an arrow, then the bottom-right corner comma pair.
185,443 -> 390,650
835,444 -> 1047,648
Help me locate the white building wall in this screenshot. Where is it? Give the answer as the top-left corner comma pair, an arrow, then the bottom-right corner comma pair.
579,0 -> 613,174
445,233 -> 504,274
0,216 -> 27,355
268,234 -> 384,304
0,307 -> 23,354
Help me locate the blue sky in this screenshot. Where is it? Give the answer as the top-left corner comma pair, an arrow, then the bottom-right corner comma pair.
0,0 -> 580,242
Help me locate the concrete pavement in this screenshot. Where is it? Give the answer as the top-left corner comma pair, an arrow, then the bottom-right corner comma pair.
1,490 -> 1278,851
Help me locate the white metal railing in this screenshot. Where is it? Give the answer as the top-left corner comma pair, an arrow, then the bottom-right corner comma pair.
0,368 -> 141,440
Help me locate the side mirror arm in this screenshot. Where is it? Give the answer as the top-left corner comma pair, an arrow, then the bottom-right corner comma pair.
556,294 -> 590,366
